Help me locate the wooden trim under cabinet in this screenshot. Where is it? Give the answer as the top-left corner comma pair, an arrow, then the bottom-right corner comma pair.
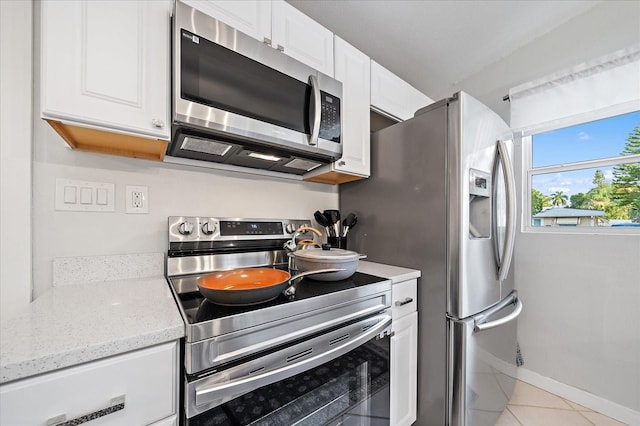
303,169 -> 366,185
47,120 -> 168,161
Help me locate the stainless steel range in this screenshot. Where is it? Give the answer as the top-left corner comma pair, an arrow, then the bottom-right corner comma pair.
165,216 -> 393,425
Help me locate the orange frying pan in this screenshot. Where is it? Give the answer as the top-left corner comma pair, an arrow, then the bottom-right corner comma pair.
197,267 -> 344,306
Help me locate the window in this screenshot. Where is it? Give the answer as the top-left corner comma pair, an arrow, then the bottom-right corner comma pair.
526,111 -> 640,230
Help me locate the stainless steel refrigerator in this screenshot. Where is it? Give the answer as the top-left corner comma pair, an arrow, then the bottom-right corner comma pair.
340,91 -> 523,426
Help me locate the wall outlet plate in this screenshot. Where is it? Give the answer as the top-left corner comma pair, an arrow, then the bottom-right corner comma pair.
125,185 -> 149,214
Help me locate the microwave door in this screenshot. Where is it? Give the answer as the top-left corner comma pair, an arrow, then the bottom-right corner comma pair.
172,1 -> 343,165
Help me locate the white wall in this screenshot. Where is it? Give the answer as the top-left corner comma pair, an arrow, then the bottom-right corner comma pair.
515,232 -> 640,411
1,0 -> 339,305
31,128 -> 338,297
0,1 -> 33,322
511,133 -> 640,422
453,1 -> 640,124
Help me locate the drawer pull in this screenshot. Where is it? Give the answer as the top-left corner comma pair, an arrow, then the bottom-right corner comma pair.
46,395 -> 125,426
395,297 -> 414,307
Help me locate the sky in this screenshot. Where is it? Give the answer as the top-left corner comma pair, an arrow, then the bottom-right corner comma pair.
531,111 -> 640,198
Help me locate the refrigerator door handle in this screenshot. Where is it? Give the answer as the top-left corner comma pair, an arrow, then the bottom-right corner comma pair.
473,290 -> 522,333
492,139 -> 517,282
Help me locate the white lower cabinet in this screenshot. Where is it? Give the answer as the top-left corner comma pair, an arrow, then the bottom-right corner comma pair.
0,341 -> 178,426
149,414 -> 178,426
390,279 -> 418,426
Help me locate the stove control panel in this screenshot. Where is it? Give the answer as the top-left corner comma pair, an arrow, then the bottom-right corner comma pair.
168,216 -> 310,242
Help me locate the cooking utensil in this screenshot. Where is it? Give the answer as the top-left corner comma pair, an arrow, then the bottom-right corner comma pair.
323,209 -> 341,237
342,213 -> 357,237
314,210 -> 333,236
197,267 -> 344,306
321,211 -> 336,236
289,246 -> 362,281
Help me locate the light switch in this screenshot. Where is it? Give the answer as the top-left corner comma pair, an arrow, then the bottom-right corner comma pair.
55,179 -> 114,212
80,187 -> 93,204
96,188 -> 108,205
63,186 -> 77,204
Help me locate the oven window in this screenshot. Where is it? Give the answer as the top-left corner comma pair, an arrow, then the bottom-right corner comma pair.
189,337 -> 390,426
180,30 -> 311,135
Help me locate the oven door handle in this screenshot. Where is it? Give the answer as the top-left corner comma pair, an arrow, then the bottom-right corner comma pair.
194,313 -> 392,407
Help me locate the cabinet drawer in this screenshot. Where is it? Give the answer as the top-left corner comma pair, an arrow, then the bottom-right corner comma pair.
0,342 -> 178,426
392,279 -> 417,319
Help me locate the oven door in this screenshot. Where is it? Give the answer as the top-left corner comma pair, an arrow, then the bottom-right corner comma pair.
185,313 -> 392,425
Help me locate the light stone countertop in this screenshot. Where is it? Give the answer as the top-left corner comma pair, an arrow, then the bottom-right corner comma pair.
0,276 -> 184,384
357,260 -> 421,283
0,260 -> 417,385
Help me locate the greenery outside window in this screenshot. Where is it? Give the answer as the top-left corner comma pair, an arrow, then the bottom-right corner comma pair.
525,111 -> 640,232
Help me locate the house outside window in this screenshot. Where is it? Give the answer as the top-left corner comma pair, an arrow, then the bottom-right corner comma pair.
508,46 -> 640,233
525,111 -> 640,231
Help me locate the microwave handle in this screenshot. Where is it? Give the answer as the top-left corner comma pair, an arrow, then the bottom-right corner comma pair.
308,75 -> 320,146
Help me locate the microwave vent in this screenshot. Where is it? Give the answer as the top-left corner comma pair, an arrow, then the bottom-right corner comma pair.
284,158 -> 322,171
181,136 -> 232,157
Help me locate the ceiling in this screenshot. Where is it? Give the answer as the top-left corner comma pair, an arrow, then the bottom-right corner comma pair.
286,0 -> 602,103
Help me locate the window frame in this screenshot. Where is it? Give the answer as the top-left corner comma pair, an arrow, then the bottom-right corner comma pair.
522,134 -> 640,235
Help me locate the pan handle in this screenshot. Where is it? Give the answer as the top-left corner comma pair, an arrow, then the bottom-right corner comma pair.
288,268 -> 346,281
283,268 -> 346,297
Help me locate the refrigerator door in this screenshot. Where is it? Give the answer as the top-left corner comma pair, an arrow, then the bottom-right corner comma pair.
448,92 -> 514,319
448,290 -> 522,426
492,139 -> 517,298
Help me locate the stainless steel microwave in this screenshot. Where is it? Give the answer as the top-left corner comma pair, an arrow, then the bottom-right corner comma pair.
168,1 -> 343,175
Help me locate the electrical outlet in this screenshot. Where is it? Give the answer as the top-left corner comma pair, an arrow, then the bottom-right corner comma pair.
125,185 -> 149,214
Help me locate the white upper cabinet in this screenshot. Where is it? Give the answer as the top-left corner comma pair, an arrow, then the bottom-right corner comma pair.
271,1 -> 334,77
371,60 -> 433,121
40,0 -> 170,140
333,36 -> 370,177
183,0 -> 334,77
181,0 -> 271,43
410,84 -> 435,117
305,36 -> 369,184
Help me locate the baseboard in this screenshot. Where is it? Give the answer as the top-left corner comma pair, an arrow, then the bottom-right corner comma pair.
517,367 -> 640,425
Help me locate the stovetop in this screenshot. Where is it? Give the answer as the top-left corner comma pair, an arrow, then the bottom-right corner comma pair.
174,271 -> 386,324
165,216 -> 392,350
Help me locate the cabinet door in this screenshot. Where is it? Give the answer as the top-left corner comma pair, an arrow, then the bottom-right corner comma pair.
334,36 -> 370,177
371,60 -> 412,121
41,0 -> 170,139
149,414 -> 178,426
409,85 -> 434,118
0,342 -> 178,426
181,0 -> 271,44
271,0 -> 334,77
391,312 -> 418,426
392,278 -> 418,319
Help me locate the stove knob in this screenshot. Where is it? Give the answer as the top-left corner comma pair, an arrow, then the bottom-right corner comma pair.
202,221 -> 216,235
285,223 -> 296,234
178,221 -> 194,235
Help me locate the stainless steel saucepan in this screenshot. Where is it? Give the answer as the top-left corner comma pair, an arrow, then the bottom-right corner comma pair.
289,246 -> 365,281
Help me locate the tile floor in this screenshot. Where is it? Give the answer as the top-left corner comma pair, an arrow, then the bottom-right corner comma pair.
496,380 -> 627,426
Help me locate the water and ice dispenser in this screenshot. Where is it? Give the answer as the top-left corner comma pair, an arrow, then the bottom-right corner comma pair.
468,169 -> 491,238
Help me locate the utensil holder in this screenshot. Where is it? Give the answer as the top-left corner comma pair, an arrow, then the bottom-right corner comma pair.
327,236 -> 347,249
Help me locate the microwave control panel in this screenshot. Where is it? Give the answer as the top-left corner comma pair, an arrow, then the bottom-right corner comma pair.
319,91 -> 341,143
